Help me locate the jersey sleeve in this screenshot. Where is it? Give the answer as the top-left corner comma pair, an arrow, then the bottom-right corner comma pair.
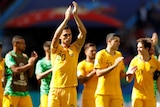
5,53 -> 16,68
35,60 -> 43,74
77,61 -> 85,77
129,56 -> 136,68
94,52 -> 103,69
118,52 -> 125,71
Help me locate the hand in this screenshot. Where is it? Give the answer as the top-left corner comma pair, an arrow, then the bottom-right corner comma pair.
72,1 -> 78,14
65,6 -> 72,21
113,57 -> 124,67
126,66 -> 137,74
151,32 -> 158,46
28,51 -> 38,65
31,51 -> 38,60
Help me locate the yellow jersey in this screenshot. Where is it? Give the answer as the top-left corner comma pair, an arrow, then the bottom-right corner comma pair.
94,49 -> 125,96
129,55 -> 160,100
50,44 -> 80,88
77,60 -> 98,99
0,58 -> 4,98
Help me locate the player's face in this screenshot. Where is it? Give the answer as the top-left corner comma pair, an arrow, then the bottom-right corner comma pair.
110,37 -> 120,51
85,46 -> 96,59
60,29 -> 72,46
44,46 -> 50,53
16,39 -> 26,52
137,42 -> 148,55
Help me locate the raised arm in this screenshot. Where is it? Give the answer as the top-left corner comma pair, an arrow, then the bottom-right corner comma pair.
51,6 -> 72,52
72,1 -> 87,47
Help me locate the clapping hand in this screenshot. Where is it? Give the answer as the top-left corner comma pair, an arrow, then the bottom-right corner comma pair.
151,32 -> 158,46
72,1 -> 78,14
113,57 -> 124,67
28,51 -> 38,65
65,5 -> 72,21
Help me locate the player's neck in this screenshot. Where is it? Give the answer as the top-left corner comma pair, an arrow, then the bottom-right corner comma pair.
140,53 -> 151,62
61,43 -> 69,48
86,57 -> 94,63
45,53 -> 50,60
13,48 -> 22,55
106,48 -> 115,56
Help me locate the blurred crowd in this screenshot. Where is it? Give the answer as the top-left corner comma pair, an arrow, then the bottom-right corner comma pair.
117,1 -> 160,66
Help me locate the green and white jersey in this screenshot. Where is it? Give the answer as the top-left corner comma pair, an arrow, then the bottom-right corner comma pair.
35,57 -> 52,96
4,50 -> 29,96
